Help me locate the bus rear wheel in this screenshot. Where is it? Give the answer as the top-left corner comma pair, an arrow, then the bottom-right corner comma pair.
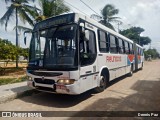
128,65 -> 133,76
94,74 -> 107,93
140,62 -> 143,70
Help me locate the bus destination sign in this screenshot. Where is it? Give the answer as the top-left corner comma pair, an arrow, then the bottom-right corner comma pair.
34,13 -> 75,30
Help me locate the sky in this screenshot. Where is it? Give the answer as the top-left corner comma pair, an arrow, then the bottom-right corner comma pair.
0,0 -> 160,52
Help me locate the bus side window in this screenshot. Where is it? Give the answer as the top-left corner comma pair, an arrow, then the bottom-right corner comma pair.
80,30 -> 97,66
130,43 -> 133,54
122,40 -> 125,54
124,41 -> 129,54
98,30 -> 109,52
109,34 -> 118,54
128,43 -> 130,54
98,30 -> 106,52
139,48 -> 141,55
141,49 -> 144,56
118,38 -> 124,54
137,48 -> 139,55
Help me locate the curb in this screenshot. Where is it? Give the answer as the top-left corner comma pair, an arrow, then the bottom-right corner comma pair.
0,89 -> 40,104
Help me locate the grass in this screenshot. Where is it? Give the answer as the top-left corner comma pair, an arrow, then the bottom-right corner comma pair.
4,67 -> 24,73
0,67 -> 26,76
0,76 -> 27,86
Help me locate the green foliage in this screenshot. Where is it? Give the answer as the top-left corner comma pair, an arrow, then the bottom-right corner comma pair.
0,38 -> 28,60
35,0 -> 70,21
0,76 -> 27,85
41,0 -> 69,16
19,48 -> 29,59
120,27 -> 151,46
91,4 -> 121,30
0,0 -> 36,30
11,0 -> 70,31
144,49 -> 159,59
0,38 -> 18,60
0,0 -> 35,68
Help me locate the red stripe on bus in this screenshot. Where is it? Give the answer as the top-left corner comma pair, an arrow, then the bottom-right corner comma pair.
128,54 -> 134,62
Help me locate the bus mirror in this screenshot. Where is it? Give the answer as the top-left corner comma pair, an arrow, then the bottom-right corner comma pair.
85,30 -> 89,41
80,23 -> 85,32
24,36 -> 27,45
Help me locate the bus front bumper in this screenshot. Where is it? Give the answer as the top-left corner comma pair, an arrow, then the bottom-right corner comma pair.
27,80 -> 81,95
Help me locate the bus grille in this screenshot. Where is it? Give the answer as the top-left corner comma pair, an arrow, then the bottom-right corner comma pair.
35,86 -> 56,92
34,78 -> 55,85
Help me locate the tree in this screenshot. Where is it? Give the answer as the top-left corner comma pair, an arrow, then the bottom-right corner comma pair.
19,48 -> 29,59
0,0 -> 35,68
91,4 -> 121,30
0,38 -> 18,63
144,49 -> 159,60
0,38 -> 29,65
35,0 -> 70,22
16,0 -> 70,31
120,27 -> 151,46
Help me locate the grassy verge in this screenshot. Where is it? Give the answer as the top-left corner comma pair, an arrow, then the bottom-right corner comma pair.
0,67 -> 26,76
0,76 -> 27,86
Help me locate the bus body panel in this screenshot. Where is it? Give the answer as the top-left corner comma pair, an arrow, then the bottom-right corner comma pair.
134,43 -> 144,70
26,13 -> 144,95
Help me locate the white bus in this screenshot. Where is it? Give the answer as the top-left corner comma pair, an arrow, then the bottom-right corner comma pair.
134,43 -> 144,70
26,13 -> 144,94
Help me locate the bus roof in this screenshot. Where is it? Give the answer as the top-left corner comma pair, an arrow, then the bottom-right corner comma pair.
34,12 -> 142,45
135,43 -> 143,49
75,13 -> 134,44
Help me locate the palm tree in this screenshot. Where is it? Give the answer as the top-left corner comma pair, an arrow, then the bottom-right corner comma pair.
16,0 -> 70,31
91,4 -> 121,30
34,0 -> 70,22
0,0 -> 36,68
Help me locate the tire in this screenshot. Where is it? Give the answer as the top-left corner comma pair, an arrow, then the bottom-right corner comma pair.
140,62 -> 143,70
94,73 -> 108,93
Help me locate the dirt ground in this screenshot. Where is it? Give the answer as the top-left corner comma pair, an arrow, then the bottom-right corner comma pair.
0,62 -> 27,78
2,62 -> 27,68
0,60 -> 160,120
0,68 -> 26,79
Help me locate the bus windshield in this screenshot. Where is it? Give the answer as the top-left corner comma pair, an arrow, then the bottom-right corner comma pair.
29,24 -> 77,69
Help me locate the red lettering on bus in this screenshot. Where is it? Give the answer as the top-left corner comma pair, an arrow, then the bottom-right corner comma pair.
106,56 -> 121,62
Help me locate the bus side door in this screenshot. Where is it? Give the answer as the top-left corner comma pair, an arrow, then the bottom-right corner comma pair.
79,28 -> 98,91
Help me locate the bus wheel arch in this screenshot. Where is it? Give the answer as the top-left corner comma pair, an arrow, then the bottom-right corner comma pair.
94,67 -> 110,93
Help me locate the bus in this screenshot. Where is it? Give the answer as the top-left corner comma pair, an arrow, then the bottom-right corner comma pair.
26,13 -> 144,94
134,43 -> 144,70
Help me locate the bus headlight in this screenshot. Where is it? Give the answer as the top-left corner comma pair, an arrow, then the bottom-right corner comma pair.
57,79 -> 75,85
27,76 -> 32,81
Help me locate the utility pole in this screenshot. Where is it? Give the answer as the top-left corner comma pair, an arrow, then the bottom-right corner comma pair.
149,42 -> 152,49
15,8 -> 19,68
137,32 -> 141,45
139,34 -> 140,45
54,0 -> 57,16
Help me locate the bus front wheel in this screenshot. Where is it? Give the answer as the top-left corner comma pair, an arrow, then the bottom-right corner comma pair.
94,74 -> 107,93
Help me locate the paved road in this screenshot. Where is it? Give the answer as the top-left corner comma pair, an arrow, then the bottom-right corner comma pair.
0,60 -> 160,120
